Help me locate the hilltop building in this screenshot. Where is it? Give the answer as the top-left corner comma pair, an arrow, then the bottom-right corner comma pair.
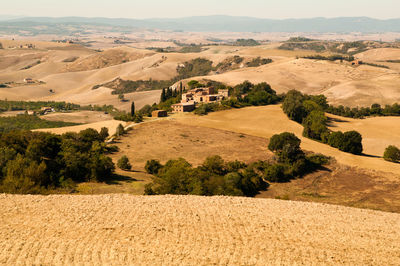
172,87 -> 230,113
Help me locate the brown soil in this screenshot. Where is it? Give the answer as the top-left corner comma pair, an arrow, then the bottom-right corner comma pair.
0,194 -> 399,265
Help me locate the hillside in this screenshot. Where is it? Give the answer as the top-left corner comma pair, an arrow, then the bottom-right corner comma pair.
175,105 -> 400,175
3,16 -> 400,33
0,194 -> 399,265
1,40 -> 400,109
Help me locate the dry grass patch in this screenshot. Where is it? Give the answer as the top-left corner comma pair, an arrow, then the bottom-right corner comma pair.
110,119 -> 272,169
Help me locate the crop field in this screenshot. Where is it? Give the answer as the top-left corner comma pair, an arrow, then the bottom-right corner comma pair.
0,194 -> 399,265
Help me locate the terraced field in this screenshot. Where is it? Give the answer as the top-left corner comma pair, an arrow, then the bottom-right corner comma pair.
0,194 -> 399,265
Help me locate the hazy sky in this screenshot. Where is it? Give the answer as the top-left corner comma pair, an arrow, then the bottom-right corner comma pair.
2,0 -> 400,19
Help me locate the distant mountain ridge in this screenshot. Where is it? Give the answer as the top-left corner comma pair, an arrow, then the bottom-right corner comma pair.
1,15 -> 400,33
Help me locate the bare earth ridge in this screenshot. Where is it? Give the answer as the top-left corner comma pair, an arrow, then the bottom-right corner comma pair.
0,194 -> 399,265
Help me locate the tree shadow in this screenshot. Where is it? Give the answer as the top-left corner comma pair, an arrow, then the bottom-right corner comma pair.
360,153 -> 381,159
326,116 -> 350,127
106,173 -> 138,185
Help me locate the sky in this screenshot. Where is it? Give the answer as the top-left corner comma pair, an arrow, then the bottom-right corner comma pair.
1,0 -> 400,19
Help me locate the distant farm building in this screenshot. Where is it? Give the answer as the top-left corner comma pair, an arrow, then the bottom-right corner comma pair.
41,107 -> 55,114
152,110 -> 168,117
173,87 -> 230,112
351,60 -> 362,66
172,102 -> 195,113
24,78 -> 34,83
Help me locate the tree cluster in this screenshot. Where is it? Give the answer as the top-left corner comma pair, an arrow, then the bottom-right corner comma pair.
282,90 -> 363,154
0,128 -> 115,194
144,156 -> 268,197
144,134 -> 328,196
326,103 -> 400,118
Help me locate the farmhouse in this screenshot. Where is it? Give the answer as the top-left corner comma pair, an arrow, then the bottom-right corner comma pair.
172,102 -> 195,113
173,87 -> 230,113
24,78 -> 34,83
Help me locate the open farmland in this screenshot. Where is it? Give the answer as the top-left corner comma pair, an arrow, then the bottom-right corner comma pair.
0,194 -> 399,265
175,105 -> 400,175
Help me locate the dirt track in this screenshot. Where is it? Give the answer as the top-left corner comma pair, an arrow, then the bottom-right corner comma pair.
1,194 -> 399,265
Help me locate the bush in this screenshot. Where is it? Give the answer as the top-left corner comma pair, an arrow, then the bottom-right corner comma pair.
145,159 -> 163,175
383,145 -> 400,163
115,124 -> 125,136
117,155 -> 132,171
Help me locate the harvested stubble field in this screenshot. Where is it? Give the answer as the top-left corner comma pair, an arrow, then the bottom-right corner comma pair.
0,194 -> 399,265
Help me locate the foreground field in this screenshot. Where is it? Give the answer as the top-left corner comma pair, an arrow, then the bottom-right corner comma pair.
0,194 -> 399,265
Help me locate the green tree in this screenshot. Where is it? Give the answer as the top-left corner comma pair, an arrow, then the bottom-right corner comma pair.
1,154 -> 47,194
264,164 -> 288,183
341,131 -> 363,154
302,110 -> 329,140
328,131 -> 345,149
130,101 -> 135,116
145,159 -> 163,175
268,132 -> 304,163
99,127 -> 109,141
117,155 -> 132,171
282,90 -> 307,123
383,145 -> 400,163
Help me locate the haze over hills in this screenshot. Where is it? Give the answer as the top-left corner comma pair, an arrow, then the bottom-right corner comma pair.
1,15 -> 400,33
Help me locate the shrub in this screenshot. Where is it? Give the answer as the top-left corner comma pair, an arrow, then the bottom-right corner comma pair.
117,155 -> 132,171
115,124 -> 125,136
383,145 -> 400,163
145,159 -> 163,175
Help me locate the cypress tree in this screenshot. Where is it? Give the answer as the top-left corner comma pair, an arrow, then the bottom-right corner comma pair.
161,88 -> 166,102
130,101 -> 135,116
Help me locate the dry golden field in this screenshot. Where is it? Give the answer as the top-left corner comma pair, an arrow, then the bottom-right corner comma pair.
91,118 -> 400,212
175,105 -> 400,176
0,194 -> 399,265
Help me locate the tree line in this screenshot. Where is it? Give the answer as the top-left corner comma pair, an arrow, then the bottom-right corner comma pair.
282,90 -> 363,155
0,127 -> 115,194
144,132 -> 328,196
